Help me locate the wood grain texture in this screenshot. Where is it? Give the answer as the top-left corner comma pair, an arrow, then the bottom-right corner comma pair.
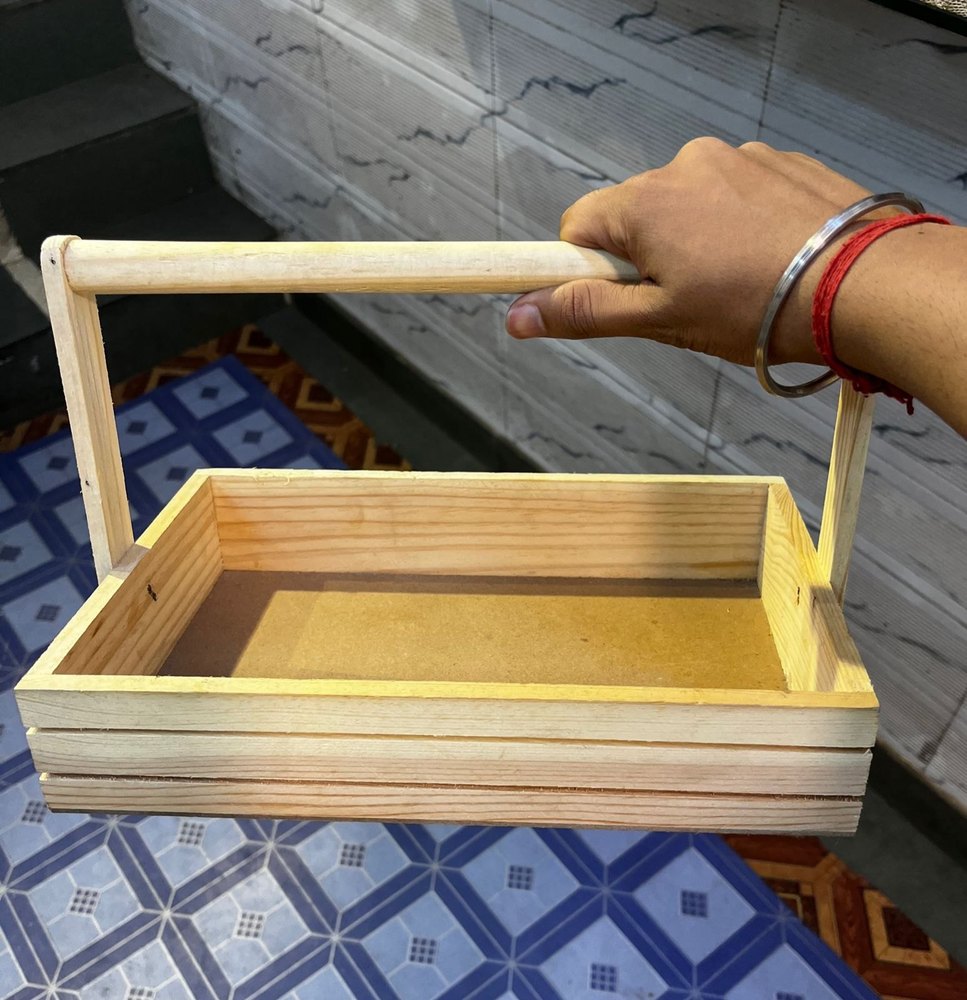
17,682 -> 878,747
62,239 -> 640,294
759,483 -> 876,701
27,729 -> 872,795
819,384 -> 875,605
41,236 -> 133,579
211,469 -> 771,578
15,474 -> 220,681
38,773 -> 863,833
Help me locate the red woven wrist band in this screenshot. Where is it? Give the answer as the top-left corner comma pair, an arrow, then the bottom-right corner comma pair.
811,212 -> 950,415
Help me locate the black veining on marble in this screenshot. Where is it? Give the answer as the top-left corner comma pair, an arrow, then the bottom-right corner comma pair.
846,600 -> 953,668
734,433 -> 831,471
255,31 -> 315,58
524,431 -> 593,460
885,38 -> 967,55
341,153 -> 411,185
614,4 -> 755,45
565,354 -> 602,371
421,295 -> 485,316
214,74 -> 270,106
515,75 -> 627,101
397,125 -> 478,147
282,191 -> 340,212
874,423 -> 962,467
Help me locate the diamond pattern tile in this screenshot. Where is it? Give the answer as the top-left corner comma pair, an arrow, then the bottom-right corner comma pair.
0,354 -> 881,999
634,845 -> 757,963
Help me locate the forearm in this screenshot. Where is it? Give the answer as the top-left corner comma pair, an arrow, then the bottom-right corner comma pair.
832,223 -> 967,434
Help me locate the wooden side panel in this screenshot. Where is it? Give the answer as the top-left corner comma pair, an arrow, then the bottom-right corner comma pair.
15,474 -> 221,681
27,729 -> 872,796
38,773 -> 863,834
16,686 -> 879,748
212,470 -> 770,579
759,483 -> 877,702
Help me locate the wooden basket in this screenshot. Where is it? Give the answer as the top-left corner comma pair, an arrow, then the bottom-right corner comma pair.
15,237 -> 878,833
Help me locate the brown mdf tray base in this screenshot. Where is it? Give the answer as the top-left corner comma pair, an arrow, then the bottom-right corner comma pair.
160,572 -> 785,690
17,470 -> 878,833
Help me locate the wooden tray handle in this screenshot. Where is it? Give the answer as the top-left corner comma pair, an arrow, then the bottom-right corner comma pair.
42,236 -> 872,599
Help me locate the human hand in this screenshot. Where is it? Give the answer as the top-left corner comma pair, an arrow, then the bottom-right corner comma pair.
505,138 -> 872,367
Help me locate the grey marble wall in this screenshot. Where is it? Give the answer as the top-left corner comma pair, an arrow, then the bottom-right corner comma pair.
124,0 -> 967,811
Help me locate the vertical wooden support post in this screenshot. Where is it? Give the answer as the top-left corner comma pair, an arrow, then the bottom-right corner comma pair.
818,383 -> 875,605
41,236 -> 134,580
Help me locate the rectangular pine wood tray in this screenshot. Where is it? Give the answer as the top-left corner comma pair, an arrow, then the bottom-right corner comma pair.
15,238 -> 878,833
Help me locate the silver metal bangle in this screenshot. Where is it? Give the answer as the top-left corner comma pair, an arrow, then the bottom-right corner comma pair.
755,192 -> 925,398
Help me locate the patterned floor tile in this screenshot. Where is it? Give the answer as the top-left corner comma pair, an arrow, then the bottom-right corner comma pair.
212,409 -> 294,465
634,845 -> 757,964
539,915 -> 670,1000
724,942 -> 848,1000
0,773 -> 90,866
290,822 -> 411,911
25,844 -> 143,963
0,688 -> 26,762
361,891 -> 486,1000
461,828 -> 579,936
171,365 -> 247,420
195,866 -> 316,989
290,962 -> 356,1000
134,444 -> 211,507
0,520 -> 54,587
117,400 -> 177,456
16,438 -> 79,493
2,576 -> 86,655
582,830 -> 662,871
136,817 -> 248,895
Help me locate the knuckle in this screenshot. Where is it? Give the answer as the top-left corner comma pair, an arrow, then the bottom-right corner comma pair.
679,136 -> 732,159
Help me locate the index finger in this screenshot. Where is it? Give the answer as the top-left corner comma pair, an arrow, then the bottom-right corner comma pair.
559,183 -> 638,259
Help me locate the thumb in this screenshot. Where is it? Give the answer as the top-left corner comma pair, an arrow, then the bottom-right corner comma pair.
505,278 -> 666,342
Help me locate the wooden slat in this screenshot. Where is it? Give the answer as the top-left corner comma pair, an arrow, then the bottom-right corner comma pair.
759,483 -> 877,699
16,682 -> 878,747
38,773 -> 863,833
819,384 -> 875,604
211,470 -> 771,579
27,729 -> 872,795
62,239 -> 640,295
42,236 -> 133,579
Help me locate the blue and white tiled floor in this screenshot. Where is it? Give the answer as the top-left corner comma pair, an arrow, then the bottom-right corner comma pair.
0,357 -> 878,998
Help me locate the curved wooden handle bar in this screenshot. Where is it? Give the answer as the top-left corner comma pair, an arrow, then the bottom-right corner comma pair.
61,239 -> 641,295
42,236 -> 871,600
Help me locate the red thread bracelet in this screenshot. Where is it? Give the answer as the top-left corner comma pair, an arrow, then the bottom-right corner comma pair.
811,212 -> 950,414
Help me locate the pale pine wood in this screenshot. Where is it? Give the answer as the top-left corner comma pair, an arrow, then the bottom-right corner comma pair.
37,773 -> 863,833
211,470 -> 771,579
41,236 -> 133,579
27,729 -> 872,796
759,483 -> 876,704
16,679 -> 878,747
63,240 -> 641,295
18,474 -> 220,680
819,385 -> 875,604
16,238 -> 879,829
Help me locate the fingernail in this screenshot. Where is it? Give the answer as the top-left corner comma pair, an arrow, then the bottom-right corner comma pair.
507,302 -> 546,339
